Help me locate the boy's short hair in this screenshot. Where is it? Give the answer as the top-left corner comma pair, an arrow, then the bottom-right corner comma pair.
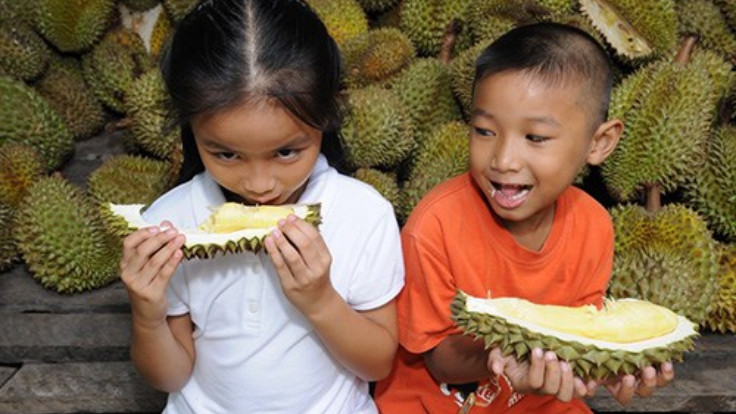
473,22 -> 613,126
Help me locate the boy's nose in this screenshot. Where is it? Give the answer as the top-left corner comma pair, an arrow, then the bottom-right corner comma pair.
490,137 -> 522,172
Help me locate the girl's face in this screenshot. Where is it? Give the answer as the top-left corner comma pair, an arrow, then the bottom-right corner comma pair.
190,100 -> 323,205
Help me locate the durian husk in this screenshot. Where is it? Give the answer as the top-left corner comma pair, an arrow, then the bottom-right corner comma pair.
106,202 -> 322,259
451,291 -> 698,380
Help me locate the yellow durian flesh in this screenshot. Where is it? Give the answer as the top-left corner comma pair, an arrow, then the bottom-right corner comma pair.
198,203 -> 295,233
482,297 -> 679,344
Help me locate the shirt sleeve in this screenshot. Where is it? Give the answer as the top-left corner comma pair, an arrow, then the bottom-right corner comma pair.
166,266 -> 190,316
346,205 -> 405,311
398,221 -> 461,355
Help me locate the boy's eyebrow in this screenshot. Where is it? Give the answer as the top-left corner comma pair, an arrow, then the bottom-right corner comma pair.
472,108 -> 561,127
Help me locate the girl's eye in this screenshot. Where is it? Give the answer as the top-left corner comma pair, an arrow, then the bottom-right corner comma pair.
473,127 -> 495,137
276,148 -> 299,159
526,134 -> 548,143
215,151 -> 238,160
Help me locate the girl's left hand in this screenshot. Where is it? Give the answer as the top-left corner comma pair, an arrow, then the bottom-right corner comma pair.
264,214 -> 337,318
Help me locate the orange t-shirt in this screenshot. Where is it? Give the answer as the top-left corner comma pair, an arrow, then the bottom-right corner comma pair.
374,173 -> 614,414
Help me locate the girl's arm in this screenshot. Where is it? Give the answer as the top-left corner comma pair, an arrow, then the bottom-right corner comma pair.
264,215 -> 398,381
121,223 -> 195,392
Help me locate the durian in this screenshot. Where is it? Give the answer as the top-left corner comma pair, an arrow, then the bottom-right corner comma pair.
163,0 -> 199,23
677,0 -> 736,63
87,155 -> 173,206
579,0 -> 678,59
0,75 -> 74,171
13,176 -> 121,293
685,125 -> 736,240
449,40 -> 493,115
307,0 -> 369,48
107,202 -> 322,259
399,0 -> 473,56
0,203 -> 18,272
342,85 -> 415,169
355,0 -> 400,13
451,291 -> 698,380
705,244 -> 736,333
0,19 -> 49,81
121,0 -> 161,12
399,121 -> 469,220
341,28 -> 416,88
35,0 -> 115,53
608,204 -> 719,325
0,143 -> 45,208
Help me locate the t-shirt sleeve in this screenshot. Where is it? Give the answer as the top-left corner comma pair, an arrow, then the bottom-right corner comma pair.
572,213 -> 615,309
398,224 -> 460,355
346,206 -> 405,311
166,266 -> 190,316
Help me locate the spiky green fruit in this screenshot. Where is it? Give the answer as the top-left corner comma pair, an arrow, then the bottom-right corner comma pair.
342,85 -> 415,169
715,0 -> 736,32
0,0 -> 37,26
82,28 -> 154,113
163,0 -> 199,23
449,41 -> 491,115
14,176 -> 121,293
123,69 -> 181,161
0,143 -> 45,208
87,155 -> 172,206
609,204 -> 719,325
35,0 -> 115,52
685,126 -> 736,240
122,0 -> 161,11
464,1 -> 517,44
399,0 -> 473,56
0,19 -> 49,81
0,75 -> 73,171
602,56 -> 715,201
705,244 -> 736,333
390,58 -> 462,144
0,204 -> 18,272
579,0 -> 678,59
452,291 -> 698,380
35,58 -> 105,141
353,168 -> 400,211
400,121 -> 469,220
307,0 -> 369,48
678,0 -> 736,62
356,0 -> 400,13
149,7 -> 172,58
341,28 -> 415,88
108,202 -> 321,259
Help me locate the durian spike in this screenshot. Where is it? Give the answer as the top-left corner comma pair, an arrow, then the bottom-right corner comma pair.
644,35 -> 698,213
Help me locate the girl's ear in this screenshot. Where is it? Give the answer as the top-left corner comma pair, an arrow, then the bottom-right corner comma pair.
586,119 -> 623,166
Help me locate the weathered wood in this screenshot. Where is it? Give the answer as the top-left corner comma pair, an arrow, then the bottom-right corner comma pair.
0,362 -> 166,414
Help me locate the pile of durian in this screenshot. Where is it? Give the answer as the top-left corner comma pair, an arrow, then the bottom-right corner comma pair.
0,0 -> 734,337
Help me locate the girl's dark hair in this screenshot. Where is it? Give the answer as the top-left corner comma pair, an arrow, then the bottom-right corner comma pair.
473,22 -> 613,126
161,0 -> 346,183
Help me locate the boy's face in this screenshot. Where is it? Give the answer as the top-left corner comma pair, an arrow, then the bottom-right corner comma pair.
469,71 -> 600,234
191,100 -> 323,206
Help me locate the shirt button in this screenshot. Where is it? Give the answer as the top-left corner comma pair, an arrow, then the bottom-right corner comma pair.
249,303 -> 259,313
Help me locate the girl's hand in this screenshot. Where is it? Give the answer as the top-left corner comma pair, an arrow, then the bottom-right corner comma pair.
604,362 -> 674,405
264,214 -> 337,318
487,347 -> 597,402
120,221 -> 186,329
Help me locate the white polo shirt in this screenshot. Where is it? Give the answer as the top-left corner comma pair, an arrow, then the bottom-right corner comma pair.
143,155 -> 404,414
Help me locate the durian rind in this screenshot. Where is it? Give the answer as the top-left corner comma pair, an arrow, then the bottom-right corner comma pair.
307,0 -> 369,48
341,28 -> 416,88
399,0 -> 473,56
0,19 -> 50,81
677,0 -> 736,62
452,291 -> 698,380
35,0 -> 116,53
87,155 -> 172,206
0,203 -> 18,271
107,203 -> 322,259
705,244 -> 736,333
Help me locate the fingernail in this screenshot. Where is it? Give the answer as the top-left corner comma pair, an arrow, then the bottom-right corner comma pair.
561,362 -> 570,372
272,229 -> 282,238
166,228 -> 177,236
148,227 -> 160,234
277,219 -> 286,227
287,214 -> 297,222
624,376 -> 635,387
533,348 -> 543,358
545,352 -> 556,362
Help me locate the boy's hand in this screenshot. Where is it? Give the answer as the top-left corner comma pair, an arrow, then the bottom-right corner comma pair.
604,362 -> 674,405
487,347 -> 597,402
265,214 -> 337,318
120,222 -> 185,329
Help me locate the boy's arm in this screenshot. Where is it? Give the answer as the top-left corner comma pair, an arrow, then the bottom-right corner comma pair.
423,334 -> 491,384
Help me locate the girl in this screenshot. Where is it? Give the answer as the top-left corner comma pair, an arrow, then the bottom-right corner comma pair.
119,0 -> 404,412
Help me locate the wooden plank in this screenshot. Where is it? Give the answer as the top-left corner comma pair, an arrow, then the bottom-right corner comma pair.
0,362 -> 166,414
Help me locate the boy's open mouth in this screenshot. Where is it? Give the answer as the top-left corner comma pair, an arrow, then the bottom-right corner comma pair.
490,181 -> 531,209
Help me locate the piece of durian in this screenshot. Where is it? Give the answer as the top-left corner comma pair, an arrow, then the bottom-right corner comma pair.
341,28 -> 415,88
107,202 -> 322,259
35,0 -> 116,53
452,290 -> 698,380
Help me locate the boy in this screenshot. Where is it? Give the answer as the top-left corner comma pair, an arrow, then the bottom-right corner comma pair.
374,22 -> 673,413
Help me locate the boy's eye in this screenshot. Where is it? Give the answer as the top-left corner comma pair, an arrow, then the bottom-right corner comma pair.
526,134 -> 548,143
473,127 -> 495,137
276,148 -> 299,159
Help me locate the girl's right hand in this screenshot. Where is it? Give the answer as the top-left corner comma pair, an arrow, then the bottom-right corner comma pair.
120,222 -> 186,329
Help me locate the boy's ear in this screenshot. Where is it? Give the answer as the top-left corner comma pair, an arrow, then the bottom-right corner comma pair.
586,118 -> 623,166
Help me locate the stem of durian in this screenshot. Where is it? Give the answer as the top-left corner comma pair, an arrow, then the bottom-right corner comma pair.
104,117 -> 134,133
645,182 -> 661,213
439,19 -> 462,64
674,35 -> 698,66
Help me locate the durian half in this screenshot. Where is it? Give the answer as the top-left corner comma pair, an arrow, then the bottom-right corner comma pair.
108,202 -> 321,259
452,291 -> 697,380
